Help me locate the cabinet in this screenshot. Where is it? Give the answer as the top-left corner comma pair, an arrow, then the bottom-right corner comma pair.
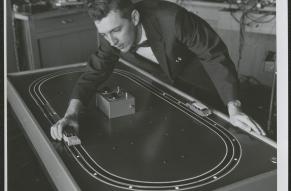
14,8 -> 97,70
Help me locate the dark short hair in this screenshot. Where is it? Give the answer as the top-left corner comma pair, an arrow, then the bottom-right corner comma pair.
87,0 -> 134,21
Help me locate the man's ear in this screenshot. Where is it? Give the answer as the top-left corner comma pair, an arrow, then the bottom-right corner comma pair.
131,9 -> 140,26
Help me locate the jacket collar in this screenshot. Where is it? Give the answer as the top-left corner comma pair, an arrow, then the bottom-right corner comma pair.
140,15 -> 172,80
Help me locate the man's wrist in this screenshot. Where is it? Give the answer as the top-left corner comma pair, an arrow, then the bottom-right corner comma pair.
228,100 -> 242,108
227,100 -> 242,116
65,99 -> 84,118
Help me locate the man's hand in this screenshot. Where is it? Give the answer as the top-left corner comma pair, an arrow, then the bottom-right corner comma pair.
50,115 -> 79,141
50,99 -> 84,141
228,100 -> 266,136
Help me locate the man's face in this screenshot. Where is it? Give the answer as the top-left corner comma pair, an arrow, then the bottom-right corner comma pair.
95,10 -> 138,52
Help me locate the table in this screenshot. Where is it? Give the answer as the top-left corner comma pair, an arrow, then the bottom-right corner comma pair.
7,59 -> 276,191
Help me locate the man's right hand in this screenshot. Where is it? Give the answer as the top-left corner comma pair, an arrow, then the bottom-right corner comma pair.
50,99 -> 84,141
50,115 -> 79,141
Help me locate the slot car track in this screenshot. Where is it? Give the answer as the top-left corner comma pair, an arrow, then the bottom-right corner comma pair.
28,68 -> 241,191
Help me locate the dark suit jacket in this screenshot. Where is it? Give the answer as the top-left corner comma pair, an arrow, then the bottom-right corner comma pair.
71,0 -> 239,106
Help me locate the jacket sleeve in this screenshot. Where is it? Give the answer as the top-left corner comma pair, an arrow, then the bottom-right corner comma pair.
174,8 -> 239,105
70,36 -> 120,106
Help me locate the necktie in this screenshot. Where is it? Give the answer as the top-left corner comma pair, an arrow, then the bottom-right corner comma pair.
130,40 -> 150,53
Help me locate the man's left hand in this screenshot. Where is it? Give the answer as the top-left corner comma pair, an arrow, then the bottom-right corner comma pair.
228,100 -> 266,136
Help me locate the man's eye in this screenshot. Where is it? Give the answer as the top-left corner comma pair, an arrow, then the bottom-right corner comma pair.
99,33 -> 106,37
112,27 -> 121,33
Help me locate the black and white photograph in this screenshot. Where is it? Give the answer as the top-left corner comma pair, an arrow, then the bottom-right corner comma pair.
4,0 -> 288,190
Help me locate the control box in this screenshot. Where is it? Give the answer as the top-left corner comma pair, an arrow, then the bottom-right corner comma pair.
96,86 -> 135,118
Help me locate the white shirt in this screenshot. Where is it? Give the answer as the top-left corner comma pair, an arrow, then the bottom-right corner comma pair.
135,25 -> 159,64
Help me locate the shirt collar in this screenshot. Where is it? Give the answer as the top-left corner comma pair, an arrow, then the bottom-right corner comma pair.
137,24 -> 148,45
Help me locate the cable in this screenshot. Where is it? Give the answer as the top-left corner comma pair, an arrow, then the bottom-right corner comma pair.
236,3 -> 257,69
237,12 -> 246,69
227,0 -> 275,70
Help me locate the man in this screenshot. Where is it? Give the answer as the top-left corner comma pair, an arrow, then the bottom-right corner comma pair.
50,0 -> 265,140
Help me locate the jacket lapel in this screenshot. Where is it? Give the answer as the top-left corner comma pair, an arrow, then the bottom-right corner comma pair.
141,16 -> 172,80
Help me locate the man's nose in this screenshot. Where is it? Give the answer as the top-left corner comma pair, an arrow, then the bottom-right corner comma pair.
108,34 -> 118,46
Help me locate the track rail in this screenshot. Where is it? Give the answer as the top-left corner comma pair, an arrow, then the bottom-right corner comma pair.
28,69 -> 241,191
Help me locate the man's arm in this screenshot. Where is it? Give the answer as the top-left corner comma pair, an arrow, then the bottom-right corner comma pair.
71,36 -> 120,106
174,8 -> 239,105
174,9 -> 265,135
51,36 -> 120,140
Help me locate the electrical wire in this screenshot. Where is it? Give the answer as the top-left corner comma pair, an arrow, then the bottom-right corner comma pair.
227,0 -> 275,70
236,3 -> 256,69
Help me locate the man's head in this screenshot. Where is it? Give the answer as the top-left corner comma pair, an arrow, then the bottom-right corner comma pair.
87,0 -> 141,52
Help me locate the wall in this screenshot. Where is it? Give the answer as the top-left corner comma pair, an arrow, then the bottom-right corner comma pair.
217,29 -> 276,87
7,0 -> 19,73
178,1 -> 276,87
